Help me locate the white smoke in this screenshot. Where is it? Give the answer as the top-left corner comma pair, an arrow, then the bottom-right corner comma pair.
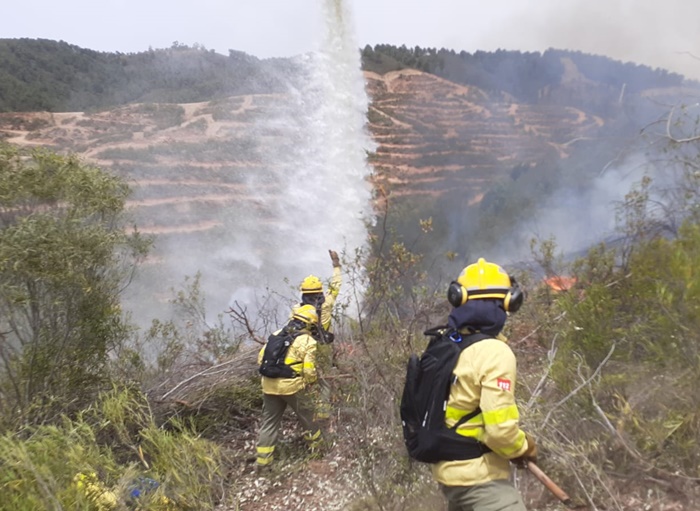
501,151 -> 686,267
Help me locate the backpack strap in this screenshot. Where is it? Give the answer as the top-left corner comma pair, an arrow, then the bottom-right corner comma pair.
423,325 -> 449,338
454,331 -> 492,348
452,406 -> 483,429
423,326 -> 491,345
285,329 -> 306,368
448,331 -> 493,436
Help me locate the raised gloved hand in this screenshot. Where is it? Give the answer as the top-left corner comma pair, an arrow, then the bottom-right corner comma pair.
329,249 -> 340,268
511,432 -> 538,468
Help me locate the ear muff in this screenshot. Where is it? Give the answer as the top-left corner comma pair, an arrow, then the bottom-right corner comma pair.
447,277 -> 524,312
447,281 -> 467,307
504,277 -> 524,313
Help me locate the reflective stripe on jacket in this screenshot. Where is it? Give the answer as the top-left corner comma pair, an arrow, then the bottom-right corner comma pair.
257,329 -> 317,395
431,335 -> 529,486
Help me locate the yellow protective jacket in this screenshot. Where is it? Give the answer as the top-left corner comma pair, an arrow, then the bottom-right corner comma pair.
257,329 -> 317,395
320,266 -> 342,332
431,333 -> 531,486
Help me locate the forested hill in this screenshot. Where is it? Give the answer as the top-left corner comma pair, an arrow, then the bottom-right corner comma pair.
0,39 -> 297,112
1,38 -> 697,113
361,45 -> 693,103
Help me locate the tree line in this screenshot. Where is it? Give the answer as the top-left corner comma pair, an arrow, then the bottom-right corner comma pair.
361,44 -> 690,103
0,38 -> 694,113
0,39 -> 294,112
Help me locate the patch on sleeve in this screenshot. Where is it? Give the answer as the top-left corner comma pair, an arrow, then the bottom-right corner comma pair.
497,378 -> 512,392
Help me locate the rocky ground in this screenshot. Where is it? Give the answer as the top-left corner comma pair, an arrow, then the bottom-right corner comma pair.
213,418 -> 370,511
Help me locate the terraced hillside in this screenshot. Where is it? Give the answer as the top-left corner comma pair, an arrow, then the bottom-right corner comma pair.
0,68 -> 610,237
365,69 -> 604,203
0,96 -> 280,236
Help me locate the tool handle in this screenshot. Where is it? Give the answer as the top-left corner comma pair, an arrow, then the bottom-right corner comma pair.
526,461 -> 573,507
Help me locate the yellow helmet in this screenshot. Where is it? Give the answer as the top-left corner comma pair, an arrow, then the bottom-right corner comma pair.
300,275 -> 323,294
447,258 -> 523,312
292,304 -> 319,325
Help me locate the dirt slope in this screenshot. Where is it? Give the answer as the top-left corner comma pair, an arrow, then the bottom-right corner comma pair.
0,69 -> 604,238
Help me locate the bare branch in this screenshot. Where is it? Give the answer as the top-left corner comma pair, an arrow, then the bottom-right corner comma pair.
588,383 -> 700,483
226,301 -> 266,345
161,347 -> 258,400
666,104 -> 700,143
541,341 -> 616,428
515,310 -> 566,347
526,333 -> 558,408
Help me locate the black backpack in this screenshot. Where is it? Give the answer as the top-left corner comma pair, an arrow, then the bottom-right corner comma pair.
259,327 -> 302,378
400,326 -> 492,463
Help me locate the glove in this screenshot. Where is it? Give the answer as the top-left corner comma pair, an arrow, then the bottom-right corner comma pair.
511,432 -> 538,468
329,249 -> 340,268
319,331 -> 335,344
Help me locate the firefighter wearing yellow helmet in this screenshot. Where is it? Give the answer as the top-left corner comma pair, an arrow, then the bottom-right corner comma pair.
435,258 -> 535,511
255,304 -> 324,471
298,249 -> 342,335
296,249 -> 342,421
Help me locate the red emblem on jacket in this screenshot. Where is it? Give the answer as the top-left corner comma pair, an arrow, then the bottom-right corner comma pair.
497,378 -> 512,391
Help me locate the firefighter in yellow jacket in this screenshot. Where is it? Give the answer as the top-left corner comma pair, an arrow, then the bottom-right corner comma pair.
298,249 -> 342,337
297,249 -> 342,420
255,304 -> 323,470
437,258 -> 537,511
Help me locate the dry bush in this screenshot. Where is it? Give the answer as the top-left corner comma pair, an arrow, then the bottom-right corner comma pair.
509,231 -> 700,510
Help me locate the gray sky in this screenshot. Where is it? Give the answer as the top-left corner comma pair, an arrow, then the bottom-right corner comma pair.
3,0 -> 699,80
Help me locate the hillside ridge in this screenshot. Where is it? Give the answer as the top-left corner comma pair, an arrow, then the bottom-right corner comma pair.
0,64 -> 638,237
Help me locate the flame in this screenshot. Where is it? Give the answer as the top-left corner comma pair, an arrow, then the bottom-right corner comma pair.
543,276 -> 577,292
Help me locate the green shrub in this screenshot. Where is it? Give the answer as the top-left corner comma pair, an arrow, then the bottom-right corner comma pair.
0,145 -> 151,428
0,385 -> 224,510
